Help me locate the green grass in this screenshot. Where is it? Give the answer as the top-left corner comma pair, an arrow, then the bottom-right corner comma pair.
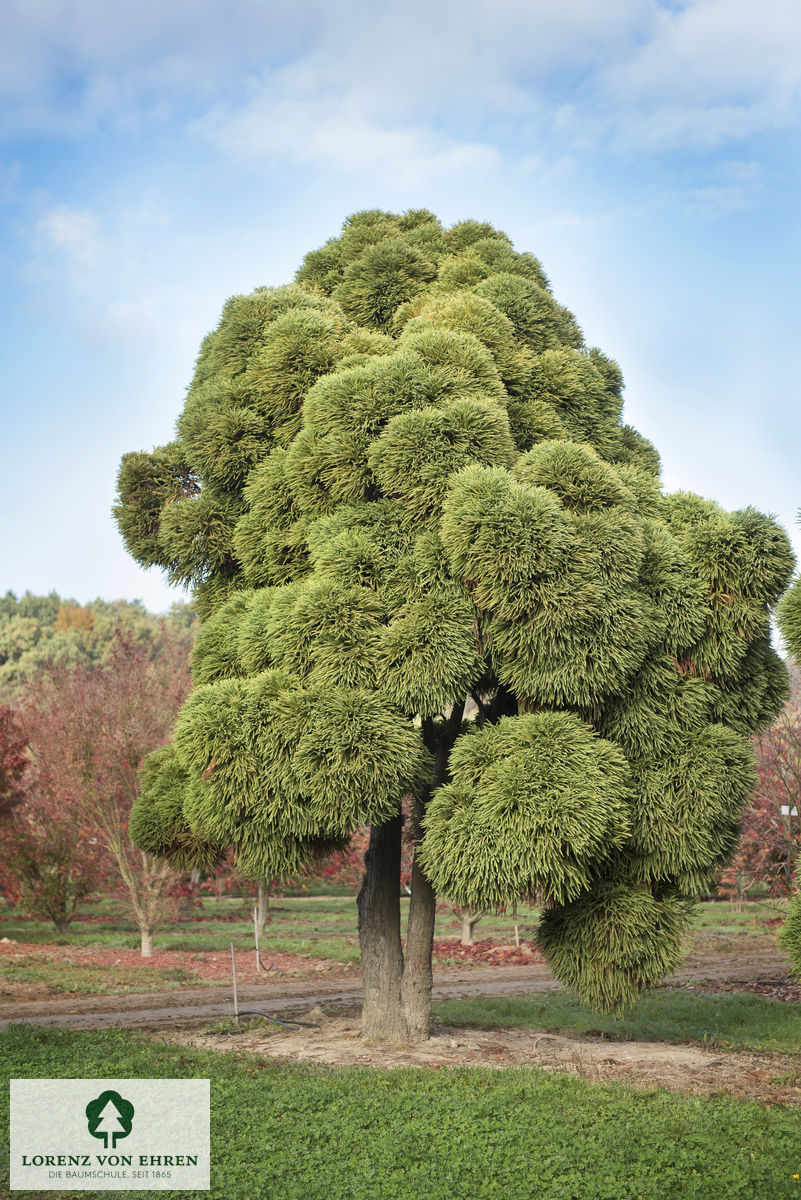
0,957 -> 203,995
0,894 -> 785,957
283,882 -> 357,896
0,895 -> 361,957
434,988 -> 801,1054
0,896 -> 364,995
1,1025 -> 799,1200
691,899 -> 788,935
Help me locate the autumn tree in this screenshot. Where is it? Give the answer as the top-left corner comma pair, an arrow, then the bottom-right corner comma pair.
116,209 -> 792,1035
0,789 -> 107,933
10,631 -> 193,952
304,823 -> 415,895
0,707 -> 28,818
0,700 -> 108,931
719,700 -> 801,904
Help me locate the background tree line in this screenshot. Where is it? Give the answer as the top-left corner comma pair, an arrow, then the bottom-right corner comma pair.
0,589 -> 195,701
0,595 -> 197,952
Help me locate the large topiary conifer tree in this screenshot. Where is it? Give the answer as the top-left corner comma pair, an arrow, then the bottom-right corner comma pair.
116,209 -> 793,1039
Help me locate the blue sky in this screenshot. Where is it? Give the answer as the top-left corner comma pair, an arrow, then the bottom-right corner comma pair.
1,0 -> 799,613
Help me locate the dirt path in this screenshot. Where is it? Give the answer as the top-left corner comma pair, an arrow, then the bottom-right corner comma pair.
0,933 -> 790,1032
0,965 -> 555,1030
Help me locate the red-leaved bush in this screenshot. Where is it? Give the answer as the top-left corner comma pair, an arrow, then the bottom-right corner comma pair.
1,627 -> 193,948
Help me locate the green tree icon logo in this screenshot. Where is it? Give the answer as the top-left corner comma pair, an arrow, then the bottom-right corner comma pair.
85,1090 -> 135,1149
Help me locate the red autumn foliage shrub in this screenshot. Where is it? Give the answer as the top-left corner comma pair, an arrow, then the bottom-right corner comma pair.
1,628 -> 193,945
0,706 -> 28,818
718,701 -> 801,902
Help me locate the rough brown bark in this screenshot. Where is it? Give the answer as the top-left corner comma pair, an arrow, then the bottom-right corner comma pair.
399,702 -> 466,1040
357,812 -> 407,1040
400,840 -> 436,1040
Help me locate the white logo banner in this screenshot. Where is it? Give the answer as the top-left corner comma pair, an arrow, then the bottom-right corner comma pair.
9,1078 -> 210,1191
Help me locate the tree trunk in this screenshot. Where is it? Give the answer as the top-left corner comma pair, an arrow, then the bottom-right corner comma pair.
460,909 -> 482,946
357,703 -> 466,1043
398,702 -> 467,1041
180,867 -> 202,917
53,916 -> 71,935
357,814 -> 407,1041
401,846 -> 437,1040
140,929 -> 153,957
257,881 -> 270,936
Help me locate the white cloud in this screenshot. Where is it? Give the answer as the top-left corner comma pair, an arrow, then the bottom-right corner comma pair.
0,0 -> 320,138
189,0 -> 801,188
601,0 -> 801,149
5,0 -> 798,158
609,0 -> 801,106
0,0 -> 646,131
675,159 -> 765,218
615,103 -> 767,152
196,81 -> 500,187
27,200 -> 175,349
36,205 -> 100,266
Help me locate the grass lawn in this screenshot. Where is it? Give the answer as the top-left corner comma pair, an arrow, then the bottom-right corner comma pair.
434,988 -> 801,1055
0,893 -> 785,959
0,894 -> 349,949
0,893 -> 543,964
0,957 -> 204,995
2,1025 -> 800,1200
0,894 -> 363,961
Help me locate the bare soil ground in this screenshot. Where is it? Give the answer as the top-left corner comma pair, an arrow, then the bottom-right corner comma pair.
162,1014 -> 801,1108
0,961 -> 563,1031
0,936 -> 546,1006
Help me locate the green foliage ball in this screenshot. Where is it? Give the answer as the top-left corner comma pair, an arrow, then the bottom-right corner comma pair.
537,884 -> 691,1013
419,713 -> 631,909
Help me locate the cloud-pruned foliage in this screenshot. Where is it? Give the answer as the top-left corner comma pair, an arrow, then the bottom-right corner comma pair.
116,208 -> 793,1011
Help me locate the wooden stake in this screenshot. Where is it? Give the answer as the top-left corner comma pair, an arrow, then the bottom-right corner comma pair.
230,941 -> 239,1022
